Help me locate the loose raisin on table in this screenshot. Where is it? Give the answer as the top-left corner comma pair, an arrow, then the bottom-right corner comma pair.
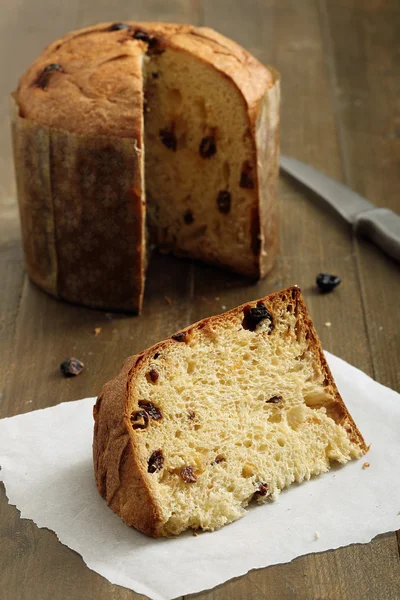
255,482 -> 269,496
60,357 -> 84,377
180,466 -> 197,483
216,191 -> 231,214
160,129 -> 177,151
184,210 -> 194,224
266,395 -> 282,404
152,72 -> 159,79
172,332 -> 186,342
199,136 -> 217,158
109,23 -> 130,31
316,273 -> 341,293
242,302 -> 274,332
148,449 -> 164,473
138,400 -> 162,420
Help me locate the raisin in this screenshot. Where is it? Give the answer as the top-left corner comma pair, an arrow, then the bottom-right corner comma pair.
199,136 -> 217,158
43,63 -> 63,73
36,64 -> 63,89
60,357 -> 84,377
152,72 -> 159,79
130,410 -> 149,430
160,129 -> 177,151
184,210 -> 194,224
240,172 -> 254,188
148,369 -> 159,383
316,273 -> 341,293
172,332 -> 186,342
242,302 -> 274,332
213,455 -> 226,464
148,449 -> 164,473
138,400 -> 162,420
255,482 -> 269,496
216,191 -> 231,214
180,466 -> 197,483
266,395 -> 282,404
188,410 -> 196,420
109,23 -> 130,31
153,352 -> 160,359
132,30 -> 151,43
240,161 -> 255,188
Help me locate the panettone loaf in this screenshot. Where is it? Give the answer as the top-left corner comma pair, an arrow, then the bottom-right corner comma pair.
93,287 -> 367,537
13,22 -> 280,311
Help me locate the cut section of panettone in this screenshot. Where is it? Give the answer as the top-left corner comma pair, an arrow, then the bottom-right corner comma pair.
93,287 -> 367,537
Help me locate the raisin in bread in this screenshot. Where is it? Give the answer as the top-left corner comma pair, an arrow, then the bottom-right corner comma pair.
93,287 -> 367,537
12,22 -> 279,312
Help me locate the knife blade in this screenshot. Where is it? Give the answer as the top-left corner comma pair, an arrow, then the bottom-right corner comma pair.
280,155 -> 400,264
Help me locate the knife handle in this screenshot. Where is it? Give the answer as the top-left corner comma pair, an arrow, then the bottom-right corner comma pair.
354,208 -> 400,264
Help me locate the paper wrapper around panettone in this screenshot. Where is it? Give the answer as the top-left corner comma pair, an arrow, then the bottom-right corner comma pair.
10,94 -> 146,313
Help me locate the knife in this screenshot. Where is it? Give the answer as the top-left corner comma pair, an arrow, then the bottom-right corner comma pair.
280,155 -> 400,264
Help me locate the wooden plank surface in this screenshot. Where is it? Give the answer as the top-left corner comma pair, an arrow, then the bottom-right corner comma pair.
0,0 -> 399,599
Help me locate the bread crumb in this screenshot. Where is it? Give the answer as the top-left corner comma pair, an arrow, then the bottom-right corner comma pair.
379,326 -> 383,331
94,327 -> 102,336
314,531 -> 320,540
215,297 -> 220,301
221,305 -> 227,310
324,322 -> 331,328
164,295 -> 173,306
362,462 -> 370,470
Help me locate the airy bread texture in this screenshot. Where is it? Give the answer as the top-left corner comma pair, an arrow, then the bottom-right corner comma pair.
13,22 -> 279,311
93,287 -> 367,537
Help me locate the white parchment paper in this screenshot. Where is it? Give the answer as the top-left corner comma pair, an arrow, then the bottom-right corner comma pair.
0,352 -> 399,600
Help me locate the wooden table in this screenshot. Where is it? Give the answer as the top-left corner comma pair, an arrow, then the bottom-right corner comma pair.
1,1 -> 399,598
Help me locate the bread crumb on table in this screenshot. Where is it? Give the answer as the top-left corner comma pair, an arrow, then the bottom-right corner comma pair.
94,327 -> 102,336
324,322 -> 331,327
362,462 -> 370,469
314,531 -> 320,540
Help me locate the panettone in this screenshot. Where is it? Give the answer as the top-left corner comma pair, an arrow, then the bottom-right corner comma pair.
13,22 -> 280,312
93,287 -> 367,537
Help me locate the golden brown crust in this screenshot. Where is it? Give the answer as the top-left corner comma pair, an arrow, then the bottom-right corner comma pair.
93,287 -> 367,537
16,22 -> 273,138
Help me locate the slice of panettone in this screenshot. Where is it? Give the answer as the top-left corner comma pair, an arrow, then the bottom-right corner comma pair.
93,287 -> 367,537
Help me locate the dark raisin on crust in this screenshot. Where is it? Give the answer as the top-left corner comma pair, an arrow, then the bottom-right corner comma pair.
60,357 -> 84,377
240,161 -> 255,189
242,302 -> 274,332
172,332 -> 186,342
148,369 -> 159,383
266,395 -> 282,404
109,23 -> 130,31
184,210 -> 194,224
148,449 -> 164,473
160,129 -> 177,151
36,64 -> 63,89
216,191 -> 231,214
130,410 -> 149,430
132,30 -> 151,43
180,466 -> 197,483
316,273 -> 341,293
199,136 -> 217,158
255,482 -> 269,496
138,400 -> 162,420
